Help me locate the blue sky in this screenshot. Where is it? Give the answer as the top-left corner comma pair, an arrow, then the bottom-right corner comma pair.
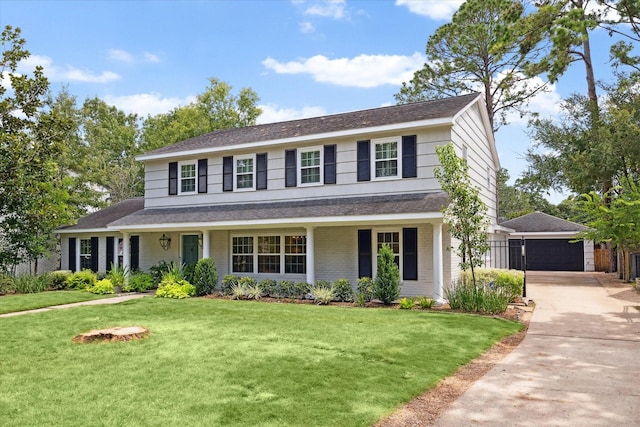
0,0 -> 626,202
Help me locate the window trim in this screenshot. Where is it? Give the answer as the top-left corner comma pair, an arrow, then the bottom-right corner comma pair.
178,160 -> 197,195
371,137 -> 402,181
233,154 -> 256,192
297,146 -> 324,186
231,233 -> 307,275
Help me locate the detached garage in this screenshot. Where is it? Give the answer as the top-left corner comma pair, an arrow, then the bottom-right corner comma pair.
500,212 -> 595,272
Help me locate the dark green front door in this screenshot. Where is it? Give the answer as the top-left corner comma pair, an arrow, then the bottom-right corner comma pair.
182,235 -> 199,266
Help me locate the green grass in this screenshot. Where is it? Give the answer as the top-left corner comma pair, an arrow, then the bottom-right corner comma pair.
0,298 -> 522,426
0,291 -> 117,315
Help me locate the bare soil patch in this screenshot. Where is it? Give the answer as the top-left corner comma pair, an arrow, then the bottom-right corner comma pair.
73,326 -> 149,343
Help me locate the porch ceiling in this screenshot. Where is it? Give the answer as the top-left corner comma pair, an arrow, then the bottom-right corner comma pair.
109,192 -> 448,232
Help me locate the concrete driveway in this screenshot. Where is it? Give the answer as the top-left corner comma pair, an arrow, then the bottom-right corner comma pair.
433,271 -> 640,426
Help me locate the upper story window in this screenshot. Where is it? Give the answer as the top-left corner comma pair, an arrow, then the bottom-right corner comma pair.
180,162 -> 197,194
235,155 -> 255,191
374,140 -> 399,178
299,146 -> 323,185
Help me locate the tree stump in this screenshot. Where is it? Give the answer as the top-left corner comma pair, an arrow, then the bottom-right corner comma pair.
73,326 -> 149,343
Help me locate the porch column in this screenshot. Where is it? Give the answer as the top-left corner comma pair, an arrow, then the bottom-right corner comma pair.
201,230 -> 211,259
122,232 -> 131,279
432,222 -> 444,303
306,226 -> 315,285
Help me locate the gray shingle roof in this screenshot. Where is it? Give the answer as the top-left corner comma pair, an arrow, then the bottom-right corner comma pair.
110,192 -> 448,228
500,211 -> 587,233
140,93 -> 480,158
57,198 -> 145,231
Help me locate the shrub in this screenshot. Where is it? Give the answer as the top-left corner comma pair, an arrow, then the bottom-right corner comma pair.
155,279 -> 195,299
277,280 -> 295,299
231,283 -> 249,300
258,279 -> 278,297
90,278 -> 115,295
460,268 -> 523,302
246,284 -> 262,300
314,280 -> 330,289
12,275 -> 49,294
0,274 -> 14,295
331,279 -> 353,302
182,262 -> 196,284
295,282 -> 312,299
66,270 -> 97,290
416,296 -> 435,309
398,297 -> 416,310
445,279 -> 509,314
355,277 -> 374,303
192,258 -> 218,296
107,264 -> 127,290
311,286 -> 334,305
374,245 -> 400,305
354,291 -> 367,307
221,275 -> 239,296
149,260 -> 173,284
123,272 -> 155,292
46,271 -> 71,290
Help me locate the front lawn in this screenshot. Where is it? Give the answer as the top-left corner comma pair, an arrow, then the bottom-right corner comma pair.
0,291 -> 117,315
0,298 -> 521,426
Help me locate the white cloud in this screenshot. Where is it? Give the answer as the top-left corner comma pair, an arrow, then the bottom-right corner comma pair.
143,52 -> 161,63
108,49 -> 134,63
299,21 -> 315,33
257,104 -> 328,124
503,76 -> 562,125
21,55 -> 120,83
104,93 -> 196,117
262,52 -> 425,88
395,0 -> 463,20
302,0 -> 347,19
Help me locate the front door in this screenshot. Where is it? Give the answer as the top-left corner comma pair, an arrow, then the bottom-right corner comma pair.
182,235 -> 199,266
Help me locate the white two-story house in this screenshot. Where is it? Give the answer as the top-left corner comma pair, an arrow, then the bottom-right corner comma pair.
57,93 -> 503,300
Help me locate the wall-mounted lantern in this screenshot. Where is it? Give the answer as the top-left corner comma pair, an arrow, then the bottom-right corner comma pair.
159,233 -> 172,251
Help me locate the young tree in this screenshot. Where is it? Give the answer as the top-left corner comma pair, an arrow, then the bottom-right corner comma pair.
373,245 -> 400,305
434,144 -> 491,289
395,0 -> 548,131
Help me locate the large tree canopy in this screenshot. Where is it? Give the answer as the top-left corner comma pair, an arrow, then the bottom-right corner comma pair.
395,0 -> 547,131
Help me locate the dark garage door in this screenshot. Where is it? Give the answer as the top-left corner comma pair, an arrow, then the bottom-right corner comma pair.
509,239 -> 584,271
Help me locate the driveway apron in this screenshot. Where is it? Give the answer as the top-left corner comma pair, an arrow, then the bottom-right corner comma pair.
433,271 -> 640,427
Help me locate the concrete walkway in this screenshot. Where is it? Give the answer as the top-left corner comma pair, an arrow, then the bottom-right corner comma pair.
0,293 -> 148,318
433,271 -> 640,427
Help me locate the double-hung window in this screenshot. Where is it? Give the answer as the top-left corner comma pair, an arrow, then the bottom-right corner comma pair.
232,237 -> 254,273
377,231 -> 400,266
372,137 -> 401,179
180,162 -> 197,194
235,155 -> 255,190
285,235 -> 306,274
258,236 -> 281,273
80,238 -> 92,270
299,147 -> 322,185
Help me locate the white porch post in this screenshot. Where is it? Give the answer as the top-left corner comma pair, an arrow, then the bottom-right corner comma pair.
306,226 -> 315,285
202,230 -> 211,259
432,222 -> 444,303
113,237 -> 119,268
122,232 -> 131,279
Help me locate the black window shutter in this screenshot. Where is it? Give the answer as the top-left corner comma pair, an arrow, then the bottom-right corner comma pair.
402,135 -> 417,178
106,237 -> 114,270
256,153 -> 268,190
68,237 -> 76,272
285,149 -> 297,187
324,144 -> 336,184
198,159 -> 208,193
358,229 -> 372,279
130,236 -> 140,271
357,140 -> 370,182
168,162 -> 178,195
403,228 -> 418,280
90,237 -> 99,272
223,156 -> 233,192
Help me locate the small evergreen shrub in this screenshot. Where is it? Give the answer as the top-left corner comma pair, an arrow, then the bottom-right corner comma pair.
311,286 -> 334,305
277,280 -> 295,299
192,258 -> 218,296
90,278 -> 115,295
221,275 -> 239,295
66,270 -> 97,290
155,279 -> 195,299
398,297 -> 416,310
149,260 -> 173,284
46,271 -> 71,290
314,279 -> 330,289
259,279 -> 278,297
331,279 -> 353,302
182,262 -> 196,284
123,272 -> 155,292
374,245 -> 400,305
355,277 -> 374,303
0,274 -> 14,295
294,282 -> 312,299
416,296 -> 435,309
